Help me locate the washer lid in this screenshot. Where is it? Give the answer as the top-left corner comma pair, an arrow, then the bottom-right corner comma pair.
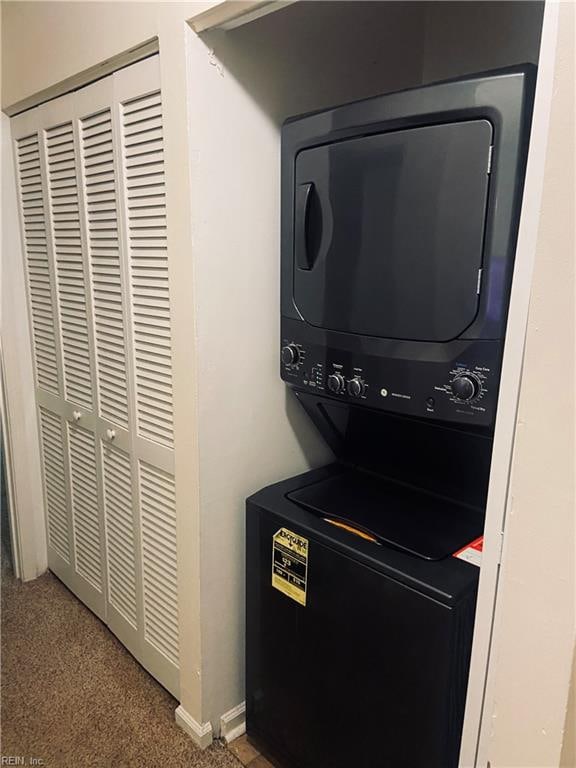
287,470 -> 484,561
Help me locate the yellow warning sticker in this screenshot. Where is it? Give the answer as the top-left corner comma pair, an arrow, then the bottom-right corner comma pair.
272,527 -> 308,606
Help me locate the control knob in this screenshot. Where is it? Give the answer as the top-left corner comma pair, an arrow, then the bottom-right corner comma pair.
327,373 -> 345,394
451,374 -> 480,402
347,376 -> 365,398
281,344 -> 300,367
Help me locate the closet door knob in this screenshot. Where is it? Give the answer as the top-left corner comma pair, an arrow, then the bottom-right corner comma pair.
73,411 -> 82,422
106,429 -> 116,440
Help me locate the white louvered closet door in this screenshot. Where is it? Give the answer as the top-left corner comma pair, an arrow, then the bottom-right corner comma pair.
13,93 -> 106,621
12,56 -> 180,697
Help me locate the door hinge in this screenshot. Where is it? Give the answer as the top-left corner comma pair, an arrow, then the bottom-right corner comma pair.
487,145 -> 494,174
497,530 -> 505,564
476,268 -> 483,294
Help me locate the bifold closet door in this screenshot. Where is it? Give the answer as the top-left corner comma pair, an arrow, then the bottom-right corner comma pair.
12,56 -> 180,697
14,92 -> 107,622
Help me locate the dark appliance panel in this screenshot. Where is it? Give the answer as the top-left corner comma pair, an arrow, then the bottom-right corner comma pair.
281,316 -> 500,426
294,120 -> 492,342
282,395 -> 491,560
281,67 -> 536,427
293,392 -> 493,510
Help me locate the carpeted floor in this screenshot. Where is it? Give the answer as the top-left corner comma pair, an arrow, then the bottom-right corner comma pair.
0,556 -> 242,768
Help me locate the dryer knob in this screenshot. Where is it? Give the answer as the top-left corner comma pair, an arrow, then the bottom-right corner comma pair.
347,377 -> 365,398
281,344 -> 300,367
451,375 -> 479,402
327,373 -> 345,394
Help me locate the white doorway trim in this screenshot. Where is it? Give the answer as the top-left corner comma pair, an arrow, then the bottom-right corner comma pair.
459,2 -> 560,765
1,343 -> 22,579
1,113 -> 47,581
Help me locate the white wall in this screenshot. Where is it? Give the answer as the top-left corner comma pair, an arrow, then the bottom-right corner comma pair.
0,1 -> 220,110
483,6 -> 575,765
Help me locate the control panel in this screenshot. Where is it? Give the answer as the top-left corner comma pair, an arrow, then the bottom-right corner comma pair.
281,326 -> 501,427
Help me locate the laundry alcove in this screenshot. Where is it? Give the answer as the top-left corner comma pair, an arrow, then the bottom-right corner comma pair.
3,1 -> 569,763
183,0 -> 548,759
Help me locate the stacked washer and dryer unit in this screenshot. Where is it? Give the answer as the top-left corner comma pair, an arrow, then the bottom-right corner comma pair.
246,68 -> 535,768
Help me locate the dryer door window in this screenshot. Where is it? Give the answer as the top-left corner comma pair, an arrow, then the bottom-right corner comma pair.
293,120 -> 492,342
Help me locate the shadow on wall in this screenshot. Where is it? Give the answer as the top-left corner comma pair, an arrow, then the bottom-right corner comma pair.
199,0 -> 543,127
200,1 -> 429,125
284,389 -> 334,469
561,646 -> 576,767
1,429 -> 13,569
421,0 -> 543,82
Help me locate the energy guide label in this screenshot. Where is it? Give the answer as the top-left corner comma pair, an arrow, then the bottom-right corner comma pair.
453,535 -> 484,567
272,528 -> 308,606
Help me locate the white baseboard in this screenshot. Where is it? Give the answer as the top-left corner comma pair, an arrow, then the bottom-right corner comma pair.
175,704 -> 213,749
220,701 -> 246,743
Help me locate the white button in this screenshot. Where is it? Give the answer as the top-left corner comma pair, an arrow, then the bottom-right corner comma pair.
380,388 -> 388,397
